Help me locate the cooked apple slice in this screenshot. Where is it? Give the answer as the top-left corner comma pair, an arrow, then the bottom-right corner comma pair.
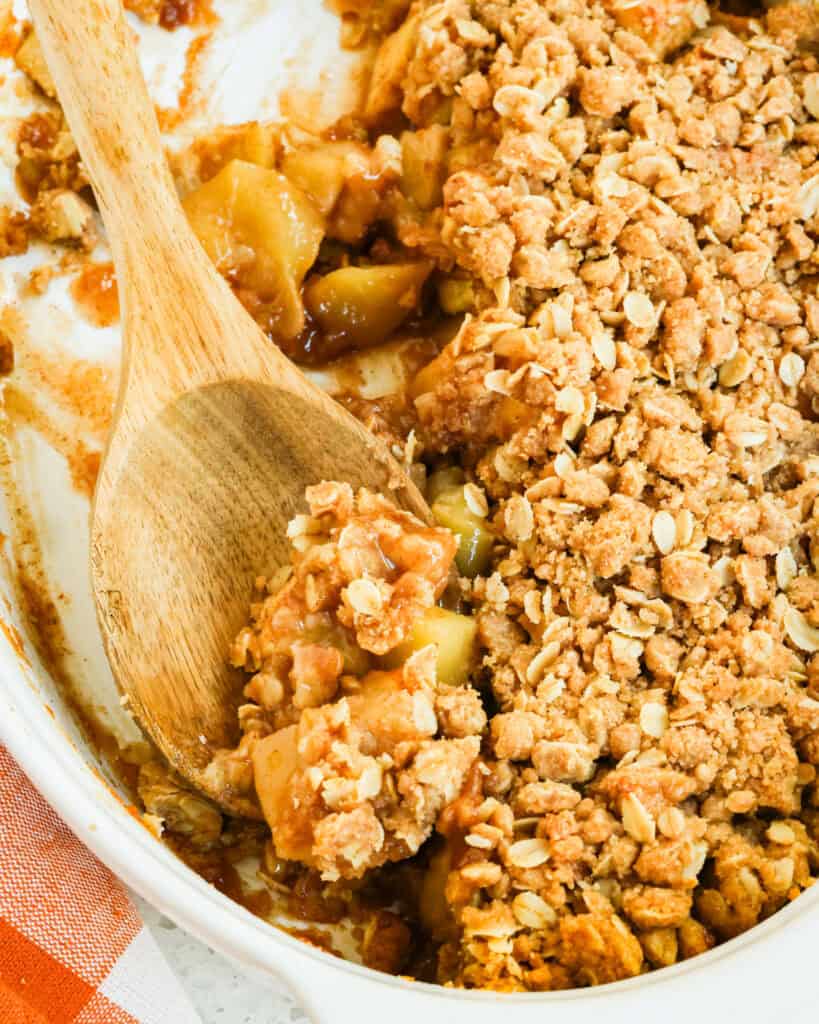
252,724 -> 318,864
281,141 -> 368,216
431,487 -> 495,579
384,607 -> 478,687
183,159 -> 324,339
401,126 -> 448,210
303,263 -> 431,351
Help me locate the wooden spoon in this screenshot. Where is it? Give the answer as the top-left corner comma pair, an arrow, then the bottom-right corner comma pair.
30,0 -> 427,816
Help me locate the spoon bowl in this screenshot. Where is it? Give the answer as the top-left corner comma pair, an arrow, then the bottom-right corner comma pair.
92,377 -> 422,815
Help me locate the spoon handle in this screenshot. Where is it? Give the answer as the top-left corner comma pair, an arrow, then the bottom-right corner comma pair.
27,0 -> 291,411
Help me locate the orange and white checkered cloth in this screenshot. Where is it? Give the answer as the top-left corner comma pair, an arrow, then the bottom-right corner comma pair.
0,745 -> 202,1024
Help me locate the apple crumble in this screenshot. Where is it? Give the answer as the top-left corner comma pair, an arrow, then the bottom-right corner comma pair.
206,482 -> 485,882
12,0 -> 819,994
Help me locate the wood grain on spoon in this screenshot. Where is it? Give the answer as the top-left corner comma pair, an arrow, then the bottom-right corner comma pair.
29,0 -> 428,816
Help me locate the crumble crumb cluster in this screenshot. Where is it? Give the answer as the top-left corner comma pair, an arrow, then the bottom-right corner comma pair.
207,483 -> 485,882
2,103 -> 95,258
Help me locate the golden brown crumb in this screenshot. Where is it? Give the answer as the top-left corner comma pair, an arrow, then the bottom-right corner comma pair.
124,0 -> 164,22
14,28 -> 56,98
16,111 -> 87,203
29,189 -> 96,249
0,207 -> 29,259
124,0 -> 199,30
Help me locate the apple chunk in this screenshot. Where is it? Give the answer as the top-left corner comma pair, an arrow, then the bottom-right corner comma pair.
183,159 -> 324,339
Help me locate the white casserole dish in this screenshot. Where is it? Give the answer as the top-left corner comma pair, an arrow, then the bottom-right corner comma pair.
0,2 -> 818,1021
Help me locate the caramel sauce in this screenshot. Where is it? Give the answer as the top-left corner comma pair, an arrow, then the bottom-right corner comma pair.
287,309 -> 443,367
3,520 -> 66,690
17,112 -> 57,151
203,860 -> 273,918
0,306 -> 25,350
23,348 -> 116,439
361,910 -> 413,973
0,406 -> 139,792
0,8 -> 22,58
3,385 -> 102,498
15,113 -> 57,204
0,328 -> 14,378
282,925 -> 339,955
0,616 -> 28,665
159,0 -> 217,30
85,731 -> 143,798
715,0 -> 765,17
70,262 -> 120,328
157,32 -> 213,132
437,760 -> 486,868
160,0 -> 196,29
0,311 -> 142,797
165,832 -> 299,925
288,871 -> 347,924
68,446 -> 101,498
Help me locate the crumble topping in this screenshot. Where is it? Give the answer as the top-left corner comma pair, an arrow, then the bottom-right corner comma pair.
206,484 -> 485,881
368,0 -> 819,990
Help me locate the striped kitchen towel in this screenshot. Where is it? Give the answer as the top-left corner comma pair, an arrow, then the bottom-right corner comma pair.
0,745 -> 201,1023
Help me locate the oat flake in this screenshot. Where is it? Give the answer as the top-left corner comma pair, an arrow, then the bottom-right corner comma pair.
623,291 -> 656,329
464,482 -> 489,517
512,891 -> 557,928
507,838 -> 550,868
345,578 -> 383,615
784,607 -> 819,652
621,793 -> 656,844
651,511 -> 677,554
591,332 -> 617,370
779,352 -> 805,387
775,548 -> 797,591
